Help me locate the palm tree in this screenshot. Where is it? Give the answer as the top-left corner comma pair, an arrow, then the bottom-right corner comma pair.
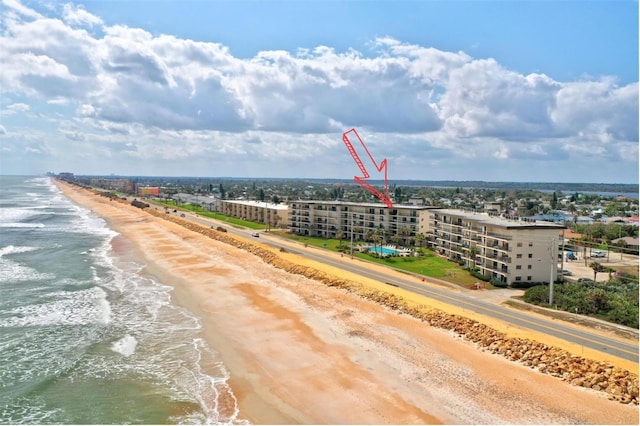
365,229 -> 374,244
606,267 -> 615,280
336,230 -> 346,249
589,261 -> 604,282
469,246 -> 478,269
353,227 -> 364,241
371,234 -> 383,256
414,233 -> 426,248
398,226 -> 412,246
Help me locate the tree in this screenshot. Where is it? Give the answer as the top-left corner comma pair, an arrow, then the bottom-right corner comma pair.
398,226 -> 412,246
469,246 -> 478,269
365,229 -> 374,243
336,230 -> 346,248
589,261 -> 605,282
219,184 -> 226,199
414,233 -> 425,248
371,234 -> 383,255
259,189 -> 265,202
394,187 -> 403,203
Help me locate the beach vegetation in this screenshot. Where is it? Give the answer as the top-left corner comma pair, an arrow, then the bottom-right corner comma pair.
523,279 -> 639,328
151,200 -> 267,229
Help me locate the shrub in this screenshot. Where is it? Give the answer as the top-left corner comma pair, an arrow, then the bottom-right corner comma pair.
491,279 -> 508,288
511,281 -> 545,289
524,285 -> 549,304
470,269 -> 491,282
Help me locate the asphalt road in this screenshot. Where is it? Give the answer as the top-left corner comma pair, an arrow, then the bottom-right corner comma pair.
151,205 -> 639,363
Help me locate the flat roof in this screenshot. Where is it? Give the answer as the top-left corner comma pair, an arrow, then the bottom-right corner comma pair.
290,200 -> 437,210
433,208 -> 566,230
221,199 -> 289,210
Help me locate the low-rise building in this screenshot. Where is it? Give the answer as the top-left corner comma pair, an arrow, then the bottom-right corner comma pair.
289,200 -> 565,285
424,209 -> 566,285
219,200 -> 289,228
89,178 -> 135,193
138,186 -> 160,197
289,201 -> 436,244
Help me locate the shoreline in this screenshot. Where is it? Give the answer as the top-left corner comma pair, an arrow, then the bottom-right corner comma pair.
54,180 -> 639,424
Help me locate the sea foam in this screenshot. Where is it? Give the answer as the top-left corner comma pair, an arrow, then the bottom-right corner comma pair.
111,335 -> 138,357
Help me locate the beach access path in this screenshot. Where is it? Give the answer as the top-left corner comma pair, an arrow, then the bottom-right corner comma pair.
56,182 -> 639,425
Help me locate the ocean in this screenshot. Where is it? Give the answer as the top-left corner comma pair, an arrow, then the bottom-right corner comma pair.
0,176 -> 243,424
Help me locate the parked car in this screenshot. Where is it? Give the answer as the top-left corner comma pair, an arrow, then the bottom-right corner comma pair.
251,232 -> 260,238
577,278 -> 594,282
559,269 -> 572,276
591,250 -> 606,258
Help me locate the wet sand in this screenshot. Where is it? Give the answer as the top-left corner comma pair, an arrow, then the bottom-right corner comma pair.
55,181 -> 639,424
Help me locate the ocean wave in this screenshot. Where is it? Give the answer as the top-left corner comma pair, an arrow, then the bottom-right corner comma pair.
0,286 -> 111,327
0,207 -> 52,222
0,223 -> 45,228
0,258 -> 55,284
0,245 -> 39,257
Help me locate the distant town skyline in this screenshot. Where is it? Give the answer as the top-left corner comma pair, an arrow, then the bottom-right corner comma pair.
0,0 -> 638,183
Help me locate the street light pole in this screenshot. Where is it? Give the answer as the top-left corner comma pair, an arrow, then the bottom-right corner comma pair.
549,237 -> 556,306
350,211 -> 354,256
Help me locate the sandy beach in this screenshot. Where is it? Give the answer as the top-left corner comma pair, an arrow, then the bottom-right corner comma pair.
55,181 -> 639,424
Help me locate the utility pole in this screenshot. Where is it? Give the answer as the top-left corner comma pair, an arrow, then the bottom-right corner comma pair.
549,237 -> 556,306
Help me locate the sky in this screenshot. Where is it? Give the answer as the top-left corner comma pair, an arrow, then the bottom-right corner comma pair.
0,0 -> 638,183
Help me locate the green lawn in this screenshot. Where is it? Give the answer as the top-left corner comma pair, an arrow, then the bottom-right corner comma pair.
272,231 -> 482,288
147,205 -> 484,288
150,200 -> 267,230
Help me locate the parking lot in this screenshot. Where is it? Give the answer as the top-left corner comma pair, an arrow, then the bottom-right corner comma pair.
560,251 -> 638,282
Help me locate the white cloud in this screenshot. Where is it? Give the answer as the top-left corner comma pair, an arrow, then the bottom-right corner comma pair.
62,3 -> 103,27
0,2 -> 637,182
0,124 -> 6,134
7,102 -> 30,112
2,0 -> 43,19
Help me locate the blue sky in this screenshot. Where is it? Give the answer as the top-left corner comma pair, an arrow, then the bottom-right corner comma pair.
0,0 -> 638,183
84,0 -> 638,83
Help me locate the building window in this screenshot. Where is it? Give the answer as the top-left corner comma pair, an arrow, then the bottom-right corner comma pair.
529,242 -> 533,247
516,265 -> 522,270
516,276 -> 522,281
528,253 -> 533,258
527,276 -> 532,281
517,242 -> 523,247
516,254 -> 522,259
527,265 -> 532,270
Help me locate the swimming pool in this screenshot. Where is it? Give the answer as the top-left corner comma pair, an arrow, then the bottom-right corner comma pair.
368,246 -> 400,255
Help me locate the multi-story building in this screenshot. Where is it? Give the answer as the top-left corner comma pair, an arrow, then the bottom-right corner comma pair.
288,201 -> 436,243
219,200 -> 289,229
89,178 -> 135,193
425,209 -> 566,285
289,201 -> 565,285
138,186 -> 160,196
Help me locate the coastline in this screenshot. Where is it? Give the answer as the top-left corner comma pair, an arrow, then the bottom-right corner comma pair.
54,180 -> 639,424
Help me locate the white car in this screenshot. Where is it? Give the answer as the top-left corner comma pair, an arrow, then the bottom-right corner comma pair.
559,269 -> 572,276
591,250 -> 606,258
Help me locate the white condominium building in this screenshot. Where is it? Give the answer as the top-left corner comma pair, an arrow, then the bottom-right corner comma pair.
219,199 -> 289,228
289,201 -> 435,243
425,209 -> 566,285
289,201 -> 565,285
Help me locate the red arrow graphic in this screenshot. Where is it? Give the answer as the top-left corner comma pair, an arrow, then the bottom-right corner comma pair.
342,128 -> 393,208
